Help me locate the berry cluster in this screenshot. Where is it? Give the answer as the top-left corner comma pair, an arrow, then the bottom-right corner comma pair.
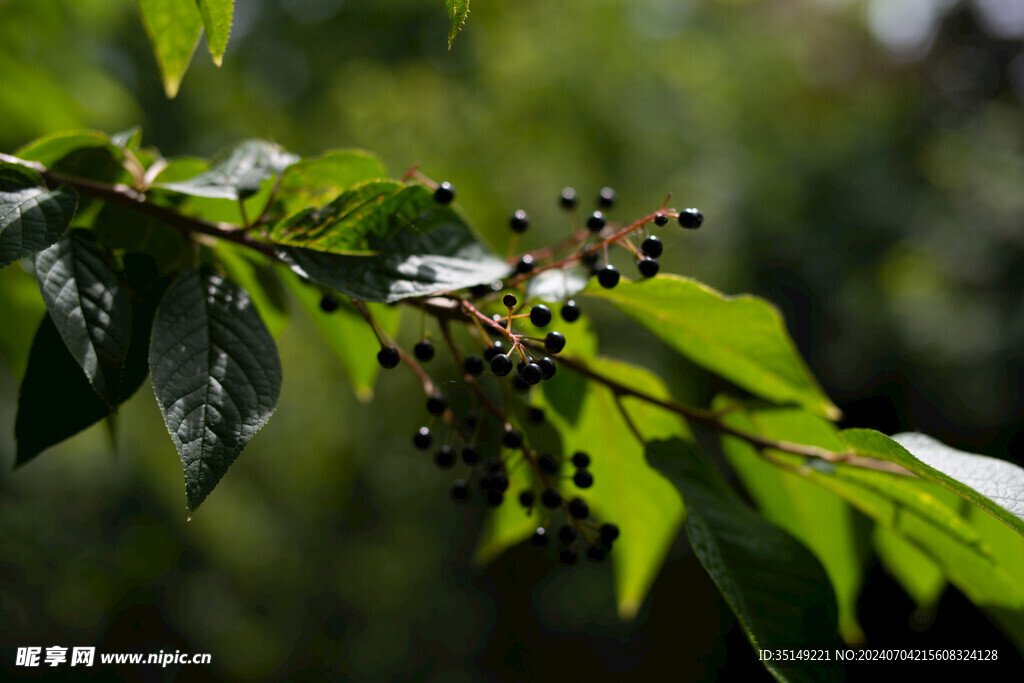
316,180 -> 703,565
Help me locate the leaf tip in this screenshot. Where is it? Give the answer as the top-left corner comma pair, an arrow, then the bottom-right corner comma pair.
617,598 -> 641,621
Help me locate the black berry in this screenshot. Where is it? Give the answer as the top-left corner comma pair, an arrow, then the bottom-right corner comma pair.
502,428 -> 523,449
469,284 -> 490,297
560,187 -> 577,209
559,549 -> 578,566
531,527 -> 549,547
541,489 -> 562,508
519,491 -> 535,508
530,304 -> 552,327
641,235 -> 663,258
434,446 -> 456,469
462,444 -> 481,465
537,357 -> 557,380
527,406 -> 545,423
544,331 -> 566,354
503,293 -> 518,309
463,413 -> 479,430
568,497 -> 589,520
581,252 -> 600,271
678,207 -> 703,229
464,355 -> 485,376
515,255 -> 535,274
491,353 -> 513,376
558,524 -> 577,544
413,339 -> 435,362
598,186 -> 616,208
654,213 -> 669,227
484,341 -> 505,361
571,451 -> 591,468
413,427 -> 432,450
517,360 -> 528,375
426,393 -> 446,415
586,210 -> 606,232
520,362 -> 542,385
434,181 -> 455,204
600,523 -> 620,545
597,265 -> 620,289
451,480 -> 470,502
510,209 -> 529,233
319,293 -> 340,313
492,472 -> 510,493
586,544 -> 607,562
573,470 -> 593,489
561,300 -> 580,322
538,454 -> 558,474
638,257 -> 659,278
377,346 -> 400,369
486,490 -> 505,507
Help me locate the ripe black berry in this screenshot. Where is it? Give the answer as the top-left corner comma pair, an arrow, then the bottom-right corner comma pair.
510,209 -> 529,233
538,454 -> 558,474
586,211 -> 606,232
426,393 -> 446,415
464,355 -> 485,376
678,207 -> 703,229
413,427 -> 432,450
483,341 -> 505,361
434,446 -> 456,469
544,331 -> 566,354
600,523 -> 620,545
581,252 -> 600,274
520,362 -> 542,385
319,293 -> 340,313
502,428 -> 523,449
586,544 -> 607,562
541,489 -> 562,508
377,346 -> 400,369
492,472 -> 510,493
486,490 -> 505,507
462,444 -> 481,465
503,293 -> 518,309
519,491 -> 535,508
559,549 -> 578,566
515,255 -> 535,274
558,524 -> 577,544
413,339 -> 435,362
573,470 -> 593,489
531,527 -> 549,547
529,304 -> 552,327
463,413 -> 479,430
469,284 -> 490,297
598,186 -> 616,208
491,353 -> 513,376
654,212 -> 669,227
641,235 -> 663,258
517,360 -> 527,375
568,497 -> 589,520
597,265 -> 620,289
571,451 -> 591,468
537,357 -> 557,380
451,480 -> 470,502
434,181 -> 455,204
560,187 -> 577,209
638,257 -> 659,278
561,300 -> 580,322
527,406 -> 545,423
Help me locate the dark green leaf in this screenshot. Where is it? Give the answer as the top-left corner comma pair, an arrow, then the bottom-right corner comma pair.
34,230 -> 132,405
156,139 -> 298,200
150,266 -> 282,512
211,242 -> 289,338
90,202 -> 190,275
0,163 -> 77,268
585,275 -> 839,420
445,0 -> 470,49
137,0 -> 203,98
196,0 -> 234,66
647,439 -> 844,683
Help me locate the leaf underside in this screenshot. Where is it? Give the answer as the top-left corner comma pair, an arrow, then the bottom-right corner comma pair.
157,139 -> 298,200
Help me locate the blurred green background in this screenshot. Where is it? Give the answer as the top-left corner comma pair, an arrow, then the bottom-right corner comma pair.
3,0 -> 1024,679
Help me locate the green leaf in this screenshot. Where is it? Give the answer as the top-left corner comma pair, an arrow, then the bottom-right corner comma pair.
872,525 -> 945,610
210,242 -> 289,338
110,127 -> 143,151
276,185 -> 511,302
646,439 -> 843,683
137,0 -> 203,98
281,271 -> 398,401
196,0 -> 234,66
445,0 -> 470,49
538,356 -> 687,619
0,263 -> 47,378
33,230 -> 132,405
156,140 -> 298,200
269,181 -> 405,252
150,266 -> 282,513
585,275 -> 839,420
526,268 -> 589,303
846,430 -> 1024,540
0,163 -> 77,268
716,400 -> 868,644
14,130 -> 117,167
275,149 -> 389,214
90,202 -> 190,276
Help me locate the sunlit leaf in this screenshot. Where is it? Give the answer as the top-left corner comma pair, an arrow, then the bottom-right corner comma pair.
275,149 -> 389,214
156,139 -> 298,200
137,0 -> 203,98
445,0 -> 470,49
196,0 -> 234,66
